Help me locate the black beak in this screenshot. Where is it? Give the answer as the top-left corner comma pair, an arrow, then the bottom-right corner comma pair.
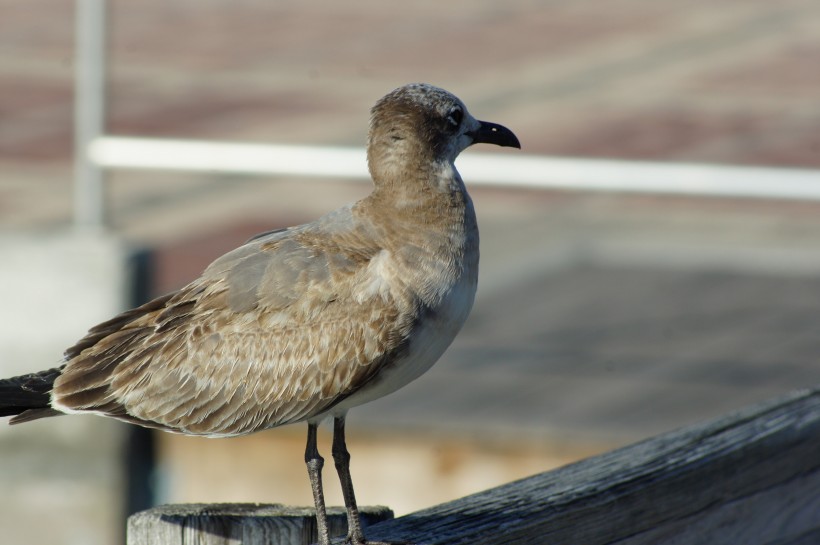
469,120 -> 521,149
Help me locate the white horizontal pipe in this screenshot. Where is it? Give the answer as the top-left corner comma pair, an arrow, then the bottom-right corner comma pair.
90,137 -> 369,178
89,136 -> 820,201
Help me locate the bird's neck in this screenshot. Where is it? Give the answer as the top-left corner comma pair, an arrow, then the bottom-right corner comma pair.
369,159 -> 467,211
358,159 -> 479,304
363,161 -> 477,261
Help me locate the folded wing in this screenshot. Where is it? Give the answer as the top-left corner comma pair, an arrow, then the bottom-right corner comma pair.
52,219 -> 415,436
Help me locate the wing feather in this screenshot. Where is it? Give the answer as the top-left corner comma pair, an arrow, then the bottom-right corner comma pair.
52,220 -> 416,436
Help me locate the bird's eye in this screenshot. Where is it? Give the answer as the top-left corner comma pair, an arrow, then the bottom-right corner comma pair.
447,106 -> 463,128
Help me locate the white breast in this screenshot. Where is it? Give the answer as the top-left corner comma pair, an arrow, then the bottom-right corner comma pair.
329,265 -> 477,415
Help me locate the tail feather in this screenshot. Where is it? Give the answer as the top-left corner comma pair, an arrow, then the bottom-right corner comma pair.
0,367 -> 64,424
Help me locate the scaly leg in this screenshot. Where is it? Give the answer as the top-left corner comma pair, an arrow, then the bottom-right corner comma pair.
332,415 -> 366,544
306,422 -> 331,545
331,416 -> 406,545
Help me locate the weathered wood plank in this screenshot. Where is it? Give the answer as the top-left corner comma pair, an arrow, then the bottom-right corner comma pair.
127,503 -> 392,545
126,388 -> 819,545
360,387 -> 820,545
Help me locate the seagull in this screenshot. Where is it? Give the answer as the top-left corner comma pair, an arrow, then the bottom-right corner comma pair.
0,83 -> 520,545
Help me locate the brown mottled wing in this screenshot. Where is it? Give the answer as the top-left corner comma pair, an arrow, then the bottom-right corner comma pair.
52,221 -> 415,436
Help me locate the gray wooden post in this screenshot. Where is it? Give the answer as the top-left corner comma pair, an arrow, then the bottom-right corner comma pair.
127,504 -> 393,545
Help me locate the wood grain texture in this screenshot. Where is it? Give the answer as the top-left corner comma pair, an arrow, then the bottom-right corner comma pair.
126,388 -> 819,545
359,387 -> 820,545
126,504 -> 393,545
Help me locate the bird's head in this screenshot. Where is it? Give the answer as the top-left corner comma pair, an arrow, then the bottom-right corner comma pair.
367,83 -> 520,185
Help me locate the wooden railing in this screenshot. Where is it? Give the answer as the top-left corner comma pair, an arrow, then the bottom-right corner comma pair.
128,386 -> 820,545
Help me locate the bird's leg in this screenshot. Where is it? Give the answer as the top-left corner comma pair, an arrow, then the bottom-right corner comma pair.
305,422 -> 331,545
332,415 -> 367,545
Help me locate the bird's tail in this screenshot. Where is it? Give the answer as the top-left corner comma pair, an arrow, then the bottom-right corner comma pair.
0,367 -> 63,424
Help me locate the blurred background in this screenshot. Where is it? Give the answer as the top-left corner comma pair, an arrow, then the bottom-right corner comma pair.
1,1 -> 819,544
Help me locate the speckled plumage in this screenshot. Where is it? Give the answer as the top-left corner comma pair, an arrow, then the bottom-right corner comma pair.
50,192 -> 476,436
1,83 -> 520,545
